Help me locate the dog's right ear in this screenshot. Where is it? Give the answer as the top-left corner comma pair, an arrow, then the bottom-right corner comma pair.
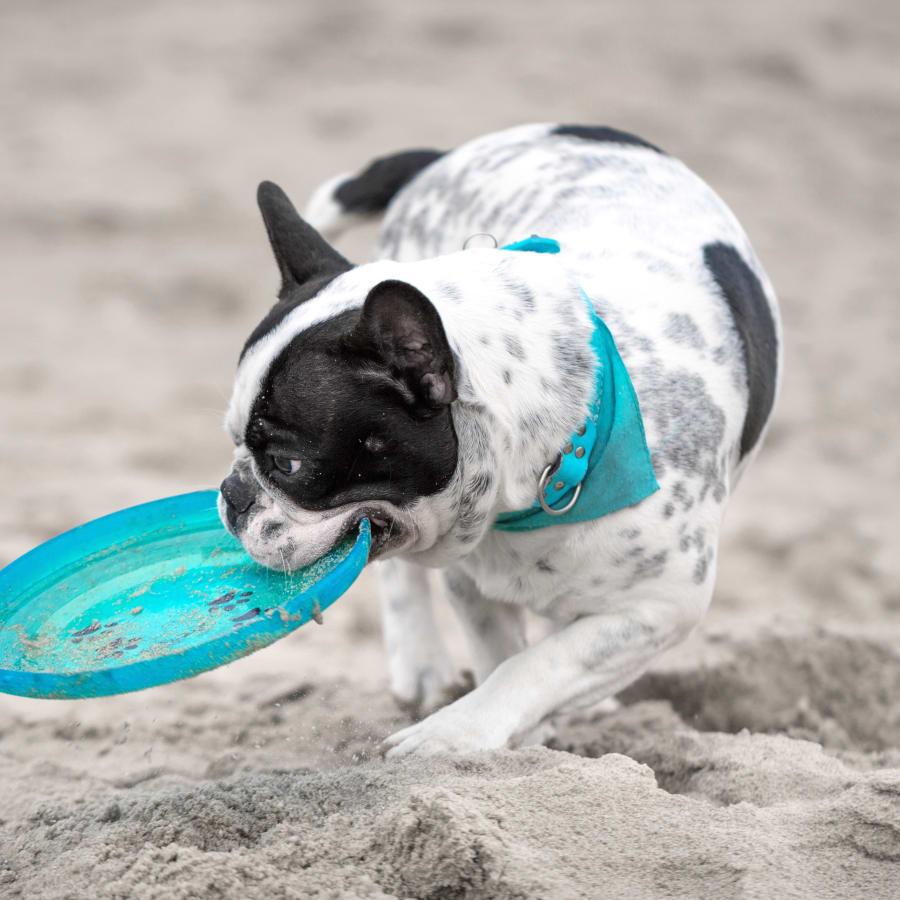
257,181 -> 351,298
349,279 -> 457,413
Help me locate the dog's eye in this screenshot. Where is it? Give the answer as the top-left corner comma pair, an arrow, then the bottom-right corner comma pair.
271,456 -> 301,475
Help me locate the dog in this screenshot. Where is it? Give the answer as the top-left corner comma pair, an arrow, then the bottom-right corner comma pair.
218,123 -> 781,756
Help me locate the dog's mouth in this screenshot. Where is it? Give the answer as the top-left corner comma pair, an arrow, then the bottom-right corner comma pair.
350,512 -> 408,560
219,474 -> 413,567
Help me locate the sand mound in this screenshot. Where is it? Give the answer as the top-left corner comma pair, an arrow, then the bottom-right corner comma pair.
2,628 -> 898,899
619,629 -> 900,754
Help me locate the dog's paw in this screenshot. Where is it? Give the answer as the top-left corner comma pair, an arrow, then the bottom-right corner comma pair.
380,698 -> 507,757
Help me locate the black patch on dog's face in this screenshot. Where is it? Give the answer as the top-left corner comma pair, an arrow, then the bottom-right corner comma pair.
552,124 -> 664,154
703,242 -> 778,458
335,149 -> 445,214
246,283 -> 459,511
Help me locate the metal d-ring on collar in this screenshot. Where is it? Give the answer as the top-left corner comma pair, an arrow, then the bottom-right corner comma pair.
536,421 -> 591,515
538,462 -> 582,515
462,233 -> 499,250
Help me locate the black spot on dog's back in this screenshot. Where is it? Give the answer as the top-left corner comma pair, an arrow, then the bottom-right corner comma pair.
552,125 -> 663,154
335,149 -> 445,214
703,242 -> 778,458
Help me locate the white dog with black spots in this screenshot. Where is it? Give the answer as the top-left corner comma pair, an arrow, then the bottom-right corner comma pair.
218,123 -> 781,756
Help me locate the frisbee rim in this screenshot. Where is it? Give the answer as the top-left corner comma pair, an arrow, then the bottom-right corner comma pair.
0,490 -> 370,699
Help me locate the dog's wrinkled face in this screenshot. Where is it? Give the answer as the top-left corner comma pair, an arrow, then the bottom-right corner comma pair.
219,182 -> 459,570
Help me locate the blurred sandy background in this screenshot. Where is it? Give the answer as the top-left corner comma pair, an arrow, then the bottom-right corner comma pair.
1,1 -> 899,897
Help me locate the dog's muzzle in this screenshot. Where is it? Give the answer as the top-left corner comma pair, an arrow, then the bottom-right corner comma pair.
220,471 -> 256,531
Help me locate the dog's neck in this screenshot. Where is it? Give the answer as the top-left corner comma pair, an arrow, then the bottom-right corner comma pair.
426,249 -> 598,518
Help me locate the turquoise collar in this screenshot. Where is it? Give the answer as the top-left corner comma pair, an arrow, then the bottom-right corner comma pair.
493,236 -> 660,532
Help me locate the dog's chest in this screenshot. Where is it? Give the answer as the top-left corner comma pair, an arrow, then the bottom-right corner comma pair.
451,507 -> 671,618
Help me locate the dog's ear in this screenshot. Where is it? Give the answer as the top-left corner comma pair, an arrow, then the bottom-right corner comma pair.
350,280 -> 457,412
257,181 -> 350,297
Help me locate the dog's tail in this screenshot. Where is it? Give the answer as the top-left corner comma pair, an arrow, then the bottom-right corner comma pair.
303,148 -> 444,240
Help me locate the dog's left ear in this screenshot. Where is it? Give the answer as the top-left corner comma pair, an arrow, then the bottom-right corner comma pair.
257,180 -> 351,298
351,280 -> 457,411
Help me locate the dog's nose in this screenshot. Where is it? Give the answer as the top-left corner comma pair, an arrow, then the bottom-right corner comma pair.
220,473 -> 256,514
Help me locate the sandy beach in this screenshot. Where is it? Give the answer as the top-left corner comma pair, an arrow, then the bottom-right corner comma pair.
1,1 -> 898,896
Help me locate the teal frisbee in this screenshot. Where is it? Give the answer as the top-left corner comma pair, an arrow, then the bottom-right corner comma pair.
0,491 -> 370,700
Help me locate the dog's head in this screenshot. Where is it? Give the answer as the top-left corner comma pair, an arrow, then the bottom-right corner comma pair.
219,182 -> 461,569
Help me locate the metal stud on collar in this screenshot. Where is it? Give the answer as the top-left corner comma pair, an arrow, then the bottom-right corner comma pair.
537,462 -> 583,516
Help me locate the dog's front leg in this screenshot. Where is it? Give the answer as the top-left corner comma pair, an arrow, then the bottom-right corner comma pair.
377,559 -> 466,718
443,569 -> 527,684
381,587 -> 708,756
